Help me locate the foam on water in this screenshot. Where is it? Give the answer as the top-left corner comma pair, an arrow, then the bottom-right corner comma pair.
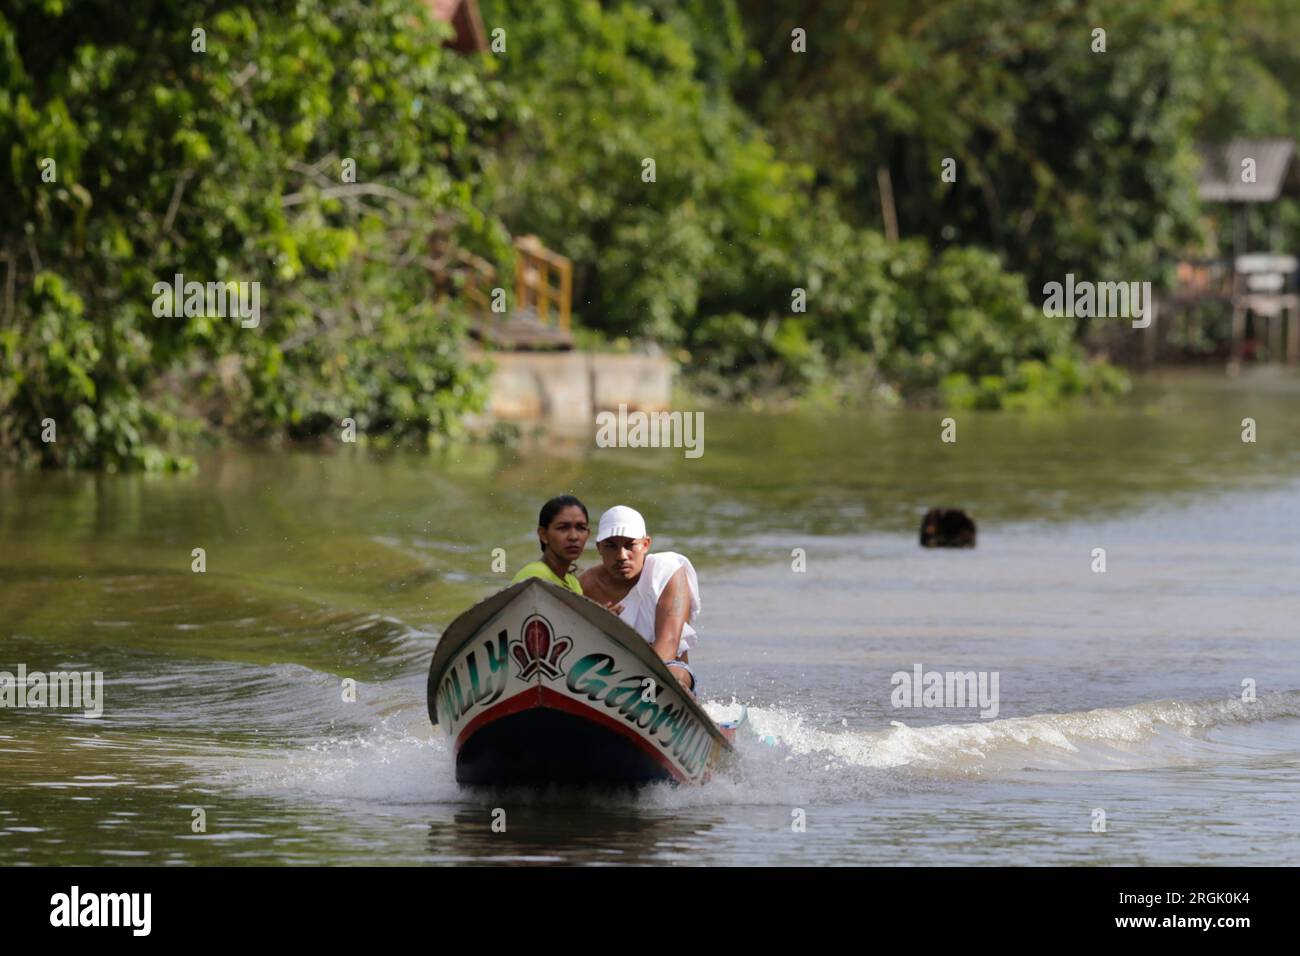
196,685 -> 1300,809
735,691 -> 1300,776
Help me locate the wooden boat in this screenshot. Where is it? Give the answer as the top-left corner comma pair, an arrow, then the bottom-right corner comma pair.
427,577 -> 738,786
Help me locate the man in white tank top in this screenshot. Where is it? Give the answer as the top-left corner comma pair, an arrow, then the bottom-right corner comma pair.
578,506 -> 701,694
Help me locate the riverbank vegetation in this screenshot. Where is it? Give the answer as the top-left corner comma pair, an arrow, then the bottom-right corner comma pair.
2,0 -> 1298,468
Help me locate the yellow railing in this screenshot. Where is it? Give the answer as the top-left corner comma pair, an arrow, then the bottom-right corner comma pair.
433,234 -> 572,333
512,235 -> 571,332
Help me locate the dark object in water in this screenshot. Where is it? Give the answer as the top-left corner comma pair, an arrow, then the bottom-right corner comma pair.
920,508 -> 976,548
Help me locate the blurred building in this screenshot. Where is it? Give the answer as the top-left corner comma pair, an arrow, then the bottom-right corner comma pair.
1154,138 -> 1300,367
428,0 -> 488,53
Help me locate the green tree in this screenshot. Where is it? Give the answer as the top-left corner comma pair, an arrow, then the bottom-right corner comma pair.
734,0 -> 1214,293
1,0 -> 508,469
481,0 -> 809,345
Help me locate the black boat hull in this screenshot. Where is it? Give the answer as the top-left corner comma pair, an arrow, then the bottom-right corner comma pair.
456,706 -> 674,786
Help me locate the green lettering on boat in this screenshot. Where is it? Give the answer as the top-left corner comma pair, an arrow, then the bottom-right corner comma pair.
567,653 -> 617,700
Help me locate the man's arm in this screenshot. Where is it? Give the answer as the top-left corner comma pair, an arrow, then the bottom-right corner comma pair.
652,567 -> 689,663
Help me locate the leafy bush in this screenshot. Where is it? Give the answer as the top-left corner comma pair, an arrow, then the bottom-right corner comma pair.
685,313 -> 827,399
0,0 -> 507,469
942,355 -> 1131,411
482,0 -> 811,346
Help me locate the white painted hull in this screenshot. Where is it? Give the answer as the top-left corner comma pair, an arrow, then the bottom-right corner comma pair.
427,578 -> 731,785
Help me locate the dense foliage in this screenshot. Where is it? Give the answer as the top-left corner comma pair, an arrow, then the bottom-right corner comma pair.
481,0 -> 1151,402
733,0 -> 1214,289
1,0 -> 507,468
3,0 -> 1297,468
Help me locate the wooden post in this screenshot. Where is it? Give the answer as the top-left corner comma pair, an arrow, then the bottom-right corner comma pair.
1229,302 -> 1246,374
559,258 -> 572,333
1143,296 -> 1159,367
514,246 -> 527,320
877,167 -> 899,243
1288,304 -> 1300,366
537,258 -> 549,325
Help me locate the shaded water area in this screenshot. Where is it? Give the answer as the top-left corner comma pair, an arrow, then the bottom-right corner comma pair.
2,369 -> 1299,865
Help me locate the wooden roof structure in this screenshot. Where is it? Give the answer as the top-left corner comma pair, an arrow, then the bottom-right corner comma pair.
1198,138 -> 1300,203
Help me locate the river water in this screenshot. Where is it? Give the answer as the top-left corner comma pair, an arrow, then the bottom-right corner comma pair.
2,370 -> 1298,865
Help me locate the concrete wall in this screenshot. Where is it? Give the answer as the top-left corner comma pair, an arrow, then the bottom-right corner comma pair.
475,350 -> 674,422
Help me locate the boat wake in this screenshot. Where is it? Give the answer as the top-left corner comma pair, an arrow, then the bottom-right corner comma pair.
194,679 -> 1300,808
730,690 -> 1300,776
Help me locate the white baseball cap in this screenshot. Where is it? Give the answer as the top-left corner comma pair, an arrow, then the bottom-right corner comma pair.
596,505 -> 647,543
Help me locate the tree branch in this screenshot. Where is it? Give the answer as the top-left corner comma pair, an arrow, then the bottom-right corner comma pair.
280,182 -> 418,208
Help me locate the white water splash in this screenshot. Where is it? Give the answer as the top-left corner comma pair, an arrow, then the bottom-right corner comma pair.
198,690 -> 1300,810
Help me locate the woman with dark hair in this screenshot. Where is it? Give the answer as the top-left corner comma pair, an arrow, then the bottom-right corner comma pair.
510,494 -> 590,595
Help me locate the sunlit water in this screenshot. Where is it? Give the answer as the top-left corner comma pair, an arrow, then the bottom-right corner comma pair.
2,370 -> 1298,865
